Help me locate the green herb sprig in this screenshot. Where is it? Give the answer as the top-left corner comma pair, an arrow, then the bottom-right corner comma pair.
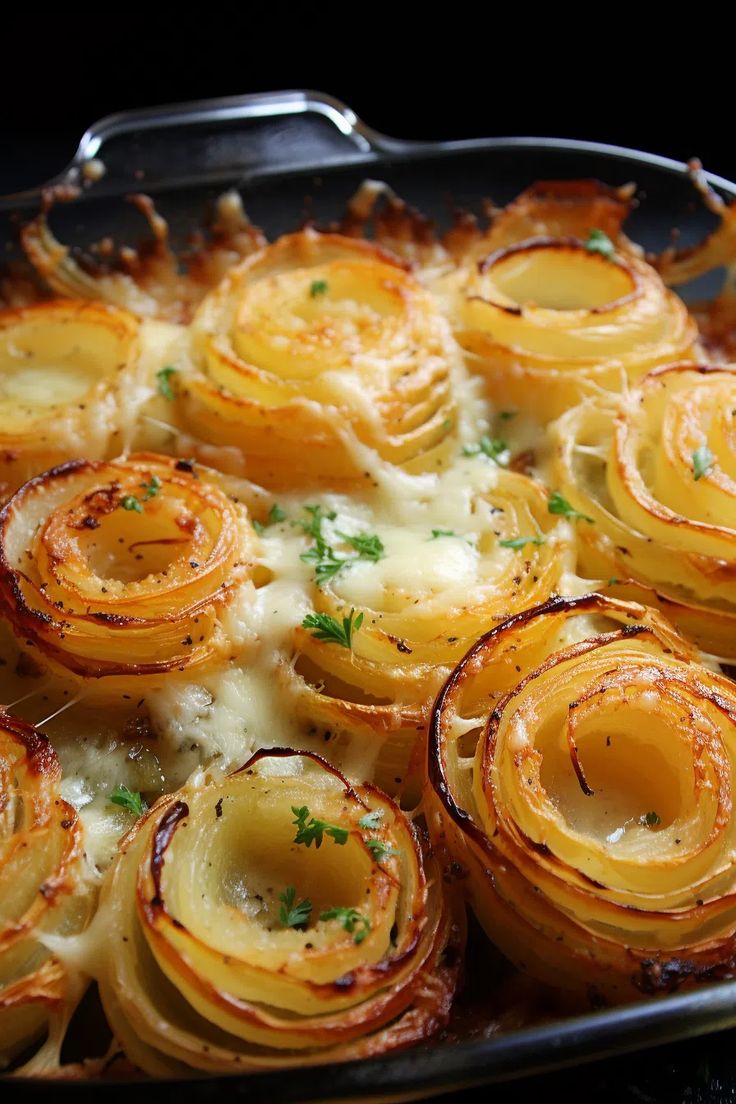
156,365 -> 178,400
585,228 -> 616,259
365,839 -> 400,863
499,535 -> 547,550
279,886 -> 312,929
693,445 -> 714,481
338,531 -> 385,562
292,805 -> 349,848
462,436 -> 510,466
548,491 -> 594,524
320,906 -> 371,944
302,608 -> 364,649
110,785 -> 147,817
358,810 -> 384,830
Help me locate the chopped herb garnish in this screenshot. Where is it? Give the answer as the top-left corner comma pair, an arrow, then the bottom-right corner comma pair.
358,809 -> 384,830
296,504 -> 338,540
141,474 -> 161,501
499,535 -> 546,550
110,785 -> 147,817
156,365 -> 178,400
462,436 -> 510,466
279,886 -> 312,929
302,608 -> 364,649
300,542 -> 346,584
608,576 -> 620,586
254,503 -> 287,535
365,839 -> 400,862
297,505 -> 349,583
585,228 -> 616,260
548,491 -> 594,523
299,509 -> 385,584
641,811 -> 661,828
498,410 -> 517,421
338,531 -> 385,562
120,495 -> 143,513
310,279 -> 329,298
693,445 -> 714,481
430,528 -> 456,540
320,906 -> 371,944
292,805 -> 348,848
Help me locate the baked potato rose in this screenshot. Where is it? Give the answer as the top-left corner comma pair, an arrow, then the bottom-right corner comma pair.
428,593 -> 736,1001
180,231 -> 458,487
0,453 -> 259,682
97,749 -> 463,1074
0,301 -> 143,497
435,183 -> 696,420
0,713 -> 87,1071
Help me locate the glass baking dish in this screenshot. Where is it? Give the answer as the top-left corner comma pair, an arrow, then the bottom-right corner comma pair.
3,90 -> 736,1102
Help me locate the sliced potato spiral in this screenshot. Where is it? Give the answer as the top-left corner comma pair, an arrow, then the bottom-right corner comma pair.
97,749 -> 462,1075
181,231 -> 458,487
455,243 -> 695,420
433,182 -> 696,421
0,713 -> 86,1070
0,300 -> 143,496
428,593 -> 736,1000
552,364 -> 736,658
0,453 -> 258,681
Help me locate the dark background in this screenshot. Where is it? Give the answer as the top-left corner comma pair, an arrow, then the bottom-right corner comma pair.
2,13 -> 735,1103
1,14 -> 734,195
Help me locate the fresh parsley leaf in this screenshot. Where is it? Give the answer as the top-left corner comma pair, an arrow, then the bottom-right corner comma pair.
338,531 -> 385,562
120,475 -> 160,513
585,228 -> 616,259
430,528 -> 456,540
292,805 -> 348,848
156,365 -> 178,400
693,445 -> 714,481
254,503 -> 286,536
499,535 -> 546,550
300,543 -> 347,585
310,279 -> 329,298
462,436 -> 510,466
297,504 -> 337,540
641,811 -> 661,828
279,886 -> 312,929
365,839 -> 400,862
548,491 -> 594,524
140,474 -> 161,501
302,608 -> 364,649
110,785 -> 147,817
358,809 -> 384,830
297,505 -> 351,584
320,906 -> 371,944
